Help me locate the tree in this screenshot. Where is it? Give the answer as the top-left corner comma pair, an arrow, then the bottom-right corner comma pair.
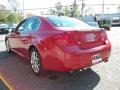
63,6 -> 70,16
0,3 -> 22,23
47,9 -> 57,15
18,14 -> 24,22
0,11 -> 9,22
53,1 -> 81,17
55,2 -> 63,16
0,12 -> 8,22
7,13 -> 19,24
0,4 -> 8,22
71,4 -> 80,17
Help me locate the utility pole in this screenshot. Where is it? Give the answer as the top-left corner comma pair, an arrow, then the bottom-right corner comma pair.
102,0 -> 104,25
81,0 -> 84,17
73,0 -> 77,17
80,0 -> 85,17
72,0 -> 85,17
102,0 -> 104,19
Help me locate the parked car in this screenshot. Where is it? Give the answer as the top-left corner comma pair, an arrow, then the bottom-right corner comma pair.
5,16 -> 111,75
0,24 -> 9,34
86,22 -> 99,28
8,23 -> 18,32
98,19 -> 111,30
111,17 -> 120,26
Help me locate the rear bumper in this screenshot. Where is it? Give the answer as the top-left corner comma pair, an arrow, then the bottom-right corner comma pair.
43,44 -> 111,72
65,46 -> 111,71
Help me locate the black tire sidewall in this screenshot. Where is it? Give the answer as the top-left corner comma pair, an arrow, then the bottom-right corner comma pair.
5,39 -> 11,53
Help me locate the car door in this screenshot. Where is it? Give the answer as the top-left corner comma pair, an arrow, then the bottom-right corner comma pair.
17,17 -> 37,57
8,19 -> 27,52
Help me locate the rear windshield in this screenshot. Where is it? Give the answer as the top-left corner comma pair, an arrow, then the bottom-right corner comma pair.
47,16 -> 92,28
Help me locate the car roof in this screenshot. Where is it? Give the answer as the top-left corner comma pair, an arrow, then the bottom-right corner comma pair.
28,15 -> 69,19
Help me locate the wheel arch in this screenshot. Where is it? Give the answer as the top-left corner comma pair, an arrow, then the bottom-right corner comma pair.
28,44 -> 42,58
28,45 -> 36,52
28,44 -> 44,75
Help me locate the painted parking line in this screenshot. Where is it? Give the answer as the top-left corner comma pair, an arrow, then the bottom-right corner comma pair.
0,75 -> 13,90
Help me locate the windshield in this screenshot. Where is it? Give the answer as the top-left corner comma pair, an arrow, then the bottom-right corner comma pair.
47,16 -> 92,28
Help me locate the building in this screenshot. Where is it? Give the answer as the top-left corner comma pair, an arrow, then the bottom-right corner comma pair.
96,13 -> 120,26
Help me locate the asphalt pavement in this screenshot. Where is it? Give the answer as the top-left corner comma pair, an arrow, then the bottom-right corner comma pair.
0,34 -> 6,42
0,27 -> 120,90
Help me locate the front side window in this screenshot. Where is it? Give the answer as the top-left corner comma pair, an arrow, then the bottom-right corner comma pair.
24,18 -> 36,31
16,19 -> 27,32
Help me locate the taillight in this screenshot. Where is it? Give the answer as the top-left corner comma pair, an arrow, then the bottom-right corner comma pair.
54,33 -> 75,46
105,40 -> 110,44
101,30 -> 108,41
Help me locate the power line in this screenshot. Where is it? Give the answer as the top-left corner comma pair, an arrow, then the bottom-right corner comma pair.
0,4 -> 120,11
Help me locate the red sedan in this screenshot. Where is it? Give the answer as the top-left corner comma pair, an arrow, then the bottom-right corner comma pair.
5,16 -> 111,75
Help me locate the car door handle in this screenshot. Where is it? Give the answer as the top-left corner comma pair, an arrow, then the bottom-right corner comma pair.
20,39 -> 27,41
20,39 -> 30,44
11,33 -> 19,37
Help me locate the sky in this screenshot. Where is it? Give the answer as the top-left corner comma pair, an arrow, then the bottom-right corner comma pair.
0,0 -> 120,15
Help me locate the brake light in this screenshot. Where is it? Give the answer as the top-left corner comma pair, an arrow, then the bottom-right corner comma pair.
101,30 -> 108,41
105,40 -> 110,44
54,33 -> 75,46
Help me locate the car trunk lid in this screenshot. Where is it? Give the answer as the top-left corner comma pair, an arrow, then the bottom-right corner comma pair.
66,29 -> 106,49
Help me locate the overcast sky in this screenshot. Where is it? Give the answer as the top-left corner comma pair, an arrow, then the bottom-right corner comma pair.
0,0 -> 120,15
17,0 -> 120,9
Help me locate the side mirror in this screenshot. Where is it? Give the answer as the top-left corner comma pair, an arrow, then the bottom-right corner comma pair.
10,28 -> 20,36
15,31 -> 20,35
11,28 -> 15,32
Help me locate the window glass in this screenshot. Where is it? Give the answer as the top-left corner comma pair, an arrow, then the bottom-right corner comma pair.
16,20 -> 27,32
32,18 -> 41,31
24,18 -> 36,31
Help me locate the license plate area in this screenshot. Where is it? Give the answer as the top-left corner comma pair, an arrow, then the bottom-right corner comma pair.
85,33 -> 96,42
91,54 -> 102,64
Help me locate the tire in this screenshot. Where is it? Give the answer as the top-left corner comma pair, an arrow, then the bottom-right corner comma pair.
30,48 -> 43,75
5,39 -> 12,53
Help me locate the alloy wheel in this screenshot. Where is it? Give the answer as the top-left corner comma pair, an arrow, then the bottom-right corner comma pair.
30,51 -> 40,74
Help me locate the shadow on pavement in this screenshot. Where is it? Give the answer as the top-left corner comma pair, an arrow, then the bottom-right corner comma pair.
0,50 -> 100,90
0,51 -> 11,59
0,79 -> 9,90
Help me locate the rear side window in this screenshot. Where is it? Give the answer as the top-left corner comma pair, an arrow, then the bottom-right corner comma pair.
32,18 -> 41,31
